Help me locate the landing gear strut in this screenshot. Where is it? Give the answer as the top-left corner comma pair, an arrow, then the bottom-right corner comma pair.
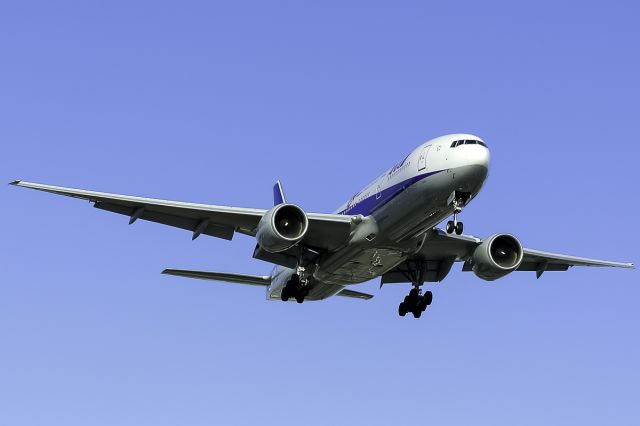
398,287 -> 432,318
446,199 -> 464,235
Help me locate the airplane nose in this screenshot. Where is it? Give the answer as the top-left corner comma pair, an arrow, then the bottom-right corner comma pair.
457,144 -> 490,188
468,145 -> 490,171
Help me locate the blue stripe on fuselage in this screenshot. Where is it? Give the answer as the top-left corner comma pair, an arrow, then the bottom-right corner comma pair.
340,170 -> 444,216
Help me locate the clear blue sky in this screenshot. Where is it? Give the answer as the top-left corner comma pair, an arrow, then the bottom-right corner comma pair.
1,1 -> 638,425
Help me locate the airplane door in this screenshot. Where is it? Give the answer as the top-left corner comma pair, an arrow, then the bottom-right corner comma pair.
418,146 -> 430,171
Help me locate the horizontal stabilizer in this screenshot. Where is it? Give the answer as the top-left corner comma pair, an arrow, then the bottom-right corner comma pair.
336,288 -> 374,300
162,269 -> 271,286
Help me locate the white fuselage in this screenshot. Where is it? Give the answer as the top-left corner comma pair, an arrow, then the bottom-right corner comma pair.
267,134 -> 491,300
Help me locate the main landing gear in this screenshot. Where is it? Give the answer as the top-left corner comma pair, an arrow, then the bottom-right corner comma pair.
398,288 -> 433,318
446,200 -> 464,235
280,271 -> 309,304
397,259 -> 433,319
281,250 -> 312,303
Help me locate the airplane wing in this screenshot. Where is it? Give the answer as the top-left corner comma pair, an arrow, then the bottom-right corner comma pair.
11,180 -> 353,251
382,228 -> 633,284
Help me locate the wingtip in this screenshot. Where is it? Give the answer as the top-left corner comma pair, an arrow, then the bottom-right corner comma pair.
9,180 -> 21,186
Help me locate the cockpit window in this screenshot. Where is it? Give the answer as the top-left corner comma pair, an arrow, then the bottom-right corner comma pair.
451,139 -> 487,148
451,139 -> 488,148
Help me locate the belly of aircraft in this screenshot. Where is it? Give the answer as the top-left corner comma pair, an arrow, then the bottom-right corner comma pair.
314,247 -> 407,285
313,163 -> 485,287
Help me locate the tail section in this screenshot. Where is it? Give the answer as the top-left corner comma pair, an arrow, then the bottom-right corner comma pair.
273,180 -> 286,205
162,269 -> 271,286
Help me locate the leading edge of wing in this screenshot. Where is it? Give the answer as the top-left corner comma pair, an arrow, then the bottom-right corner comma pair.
10,180 -> 267,217
10,180 -> 354,224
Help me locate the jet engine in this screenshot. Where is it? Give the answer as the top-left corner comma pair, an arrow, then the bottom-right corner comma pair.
256,204 -> 309,253
471,233 -> 524,281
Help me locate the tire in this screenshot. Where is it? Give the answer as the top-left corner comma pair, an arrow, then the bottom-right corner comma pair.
280,288 -> 290,302
416,298 -> 427,312
412,309 -> 422,319
289,274 -> 300,286
424,291 -> 433,306
455,221 -> 464,235
295,293 -> 305,304
399,302 -> 407,316
446,221 -> 454,234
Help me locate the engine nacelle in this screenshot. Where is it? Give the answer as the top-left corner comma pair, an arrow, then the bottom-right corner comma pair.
472,233 -> 524,281
256,204 -> 309,253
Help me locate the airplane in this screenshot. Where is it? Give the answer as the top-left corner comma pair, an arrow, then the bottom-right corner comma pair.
11,133 -> 634,318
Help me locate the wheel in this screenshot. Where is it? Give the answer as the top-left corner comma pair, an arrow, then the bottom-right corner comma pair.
280,288 -> 290,302
423,291 -> 433,306
295,293 -> 305,304
446,220 -> 455,234
398,302 -> 408,317
455,221 -> 464,235
416,298 -> 428,312
412,309 -> 422,318
409,288 -> 419,298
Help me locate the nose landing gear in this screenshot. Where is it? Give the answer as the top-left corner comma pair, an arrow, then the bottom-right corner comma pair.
446,199 -> 464,235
